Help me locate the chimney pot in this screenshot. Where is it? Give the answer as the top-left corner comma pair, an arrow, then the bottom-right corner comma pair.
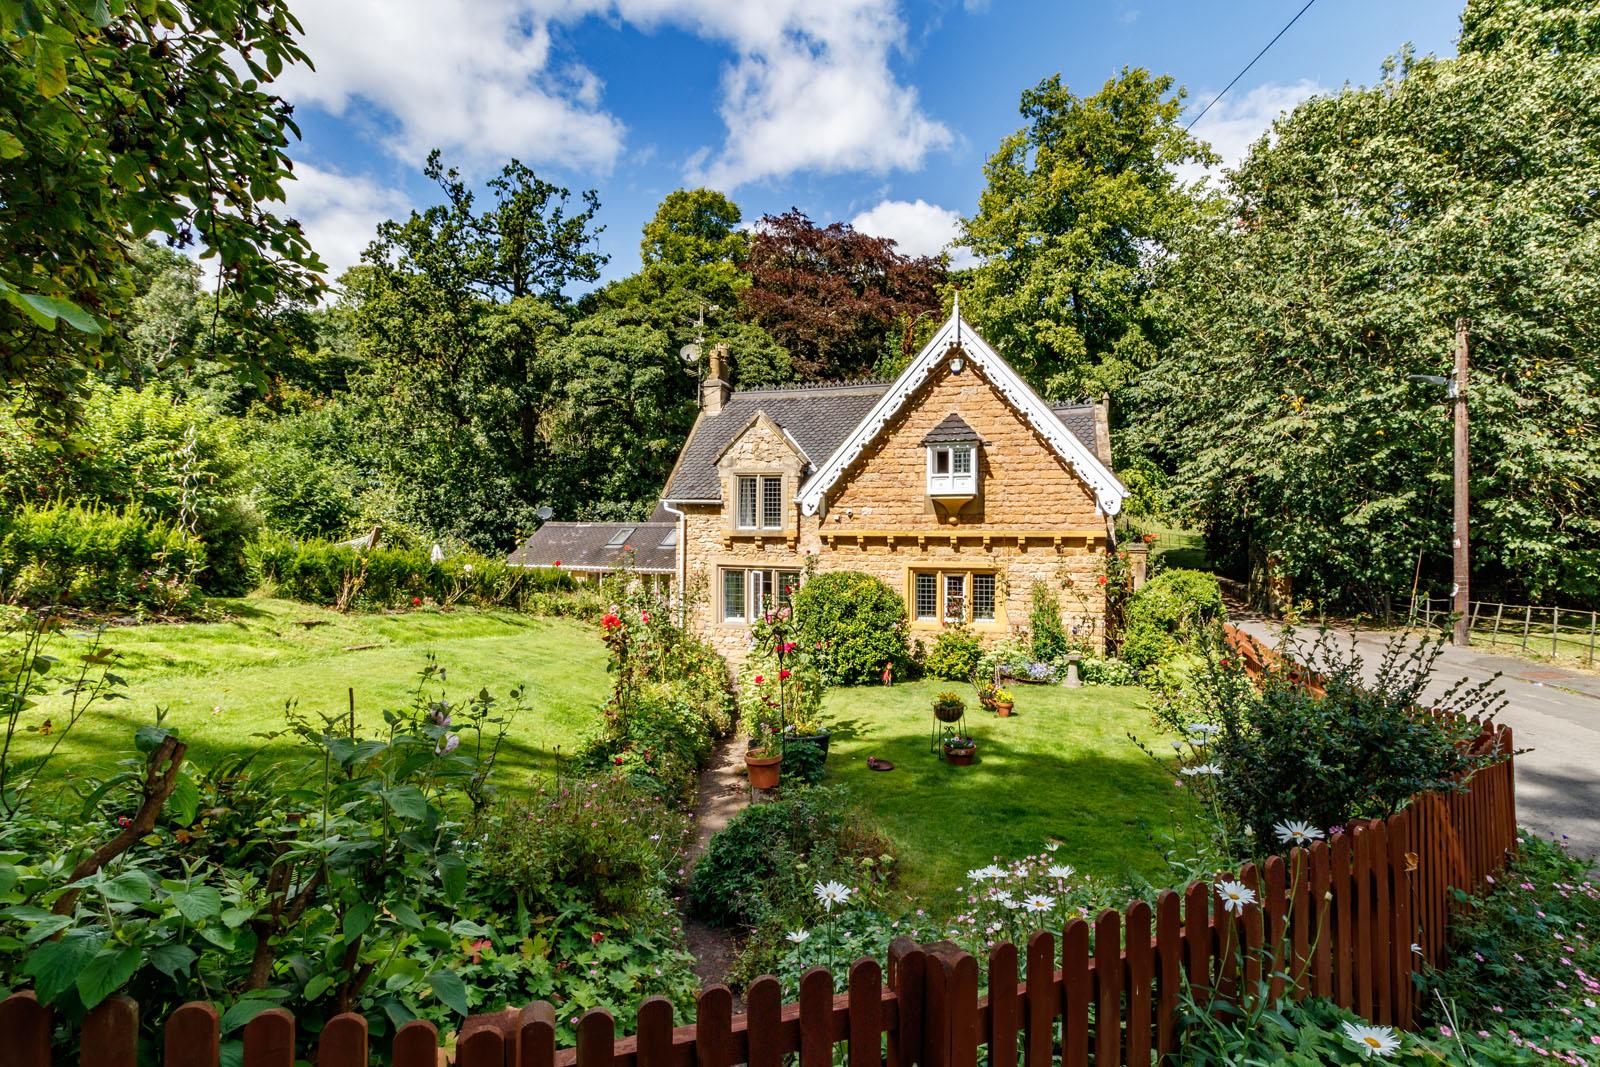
701,343 -> 732,415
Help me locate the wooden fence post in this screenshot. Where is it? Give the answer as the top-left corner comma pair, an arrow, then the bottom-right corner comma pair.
986,942 -> 1019,1067
82,994 -> 139,1067
745,977 -> 783,1067
166,1002 -> 220,1067
1060,920 -> 1090,1067
696,987 -> 734,1067
1022,931 -> 1055,1067
317,1012 -> 367,1067
848,959 -> 884,1067
888,938 -> 926,1067
392,1021 -> 440,1067
240,1007 -> 293,1067
0,993 -> 51,1067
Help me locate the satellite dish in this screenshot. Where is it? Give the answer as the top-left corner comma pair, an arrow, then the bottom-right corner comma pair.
535,506 -> 554,523
679,343 -> 702,366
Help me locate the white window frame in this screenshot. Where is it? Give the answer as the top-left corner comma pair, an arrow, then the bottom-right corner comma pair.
735,474 -> 784,531
926,444 -> 977,496
722,568 -> 802,624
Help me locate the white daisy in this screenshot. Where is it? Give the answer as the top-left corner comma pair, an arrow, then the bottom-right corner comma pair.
1043,842 -> 1060,853
786,930 -> 811,944
1022,894 -> 1055,913
1216,880 -> 1257,915
813,880 -> 854,911
1273,820 -> 1325,846
1047,864 -> 1075,880
1179,763 -> 1223,777
966,864 -> 1005,881
1187,723 -> 1220,736
1340,1021 -> 1400,1058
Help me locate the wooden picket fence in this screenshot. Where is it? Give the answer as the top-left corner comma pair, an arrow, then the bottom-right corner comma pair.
2,658 -> 1519,1066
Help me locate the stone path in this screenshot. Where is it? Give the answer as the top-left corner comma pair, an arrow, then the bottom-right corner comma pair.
1231,613 -> 1600,863
681,734 -> 750,991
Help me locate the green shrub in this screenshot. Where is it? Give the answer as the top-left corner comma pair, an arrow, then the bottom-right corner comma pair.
1151,630 -> 1503,851
791,571 -> 909,685
1028,582 -> 1069,663
1077,656 -> 1139,686
1119,619 -> 1177,671
0,384 -> 257,594
0,502 -> 206,615
925,624 -> 983,681
250,532 -> 575,611
1123,568 -> 1224,638
687,786 -> 890,928
481,774 -> 692,917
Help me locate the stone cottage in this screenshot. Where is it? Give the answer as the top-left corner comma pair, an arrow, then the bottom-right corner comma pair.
652,299 -> 1126,665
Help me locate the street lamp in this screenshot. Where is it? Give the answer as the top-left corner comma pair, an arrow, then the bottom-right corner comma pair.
1407,319 -> 1471,647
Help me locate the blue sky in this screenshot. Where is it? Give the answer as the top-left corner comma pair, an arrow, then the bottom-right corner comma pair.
273,0 -> 1466,286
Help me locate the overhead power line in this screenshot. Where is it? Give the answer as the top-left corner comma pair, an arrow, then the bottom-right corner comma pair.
1184,0 -> 1318,132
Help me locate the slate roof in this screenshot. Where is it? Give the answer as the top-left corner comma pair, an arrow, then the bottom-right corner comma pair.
663,382 -> 888,502
507,522 -> 677,574
919,412 -> 982,445
663,383 -> 1108,504
1049,403 -> 1110,466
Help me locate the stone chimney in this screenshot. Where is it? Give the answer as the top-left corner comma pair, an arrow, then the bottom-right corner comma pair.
701,343 -> 732,415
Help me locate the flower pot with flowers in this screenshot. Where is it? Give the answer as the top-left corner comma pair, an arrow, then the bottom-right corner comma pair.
991,687 -> 1015,717
942,731 -> 977,765
741,596 -> 828,789
932,691 -> 966,724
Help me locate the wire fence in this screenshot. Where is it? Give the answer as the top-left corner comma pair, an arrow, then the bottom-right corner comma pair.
1407,593 -> 1600,667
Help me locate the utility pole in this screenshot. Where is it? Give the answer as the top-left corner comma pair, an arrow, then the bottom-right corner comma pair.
1452,318 -> 1471,647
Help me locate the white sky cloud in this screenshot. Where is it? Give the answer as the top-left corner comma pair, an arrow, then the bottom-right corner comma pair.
850,198 -> 976,268
281,163 -> 413,282
277,0 -> 948,189
1177,79 -> 1325,187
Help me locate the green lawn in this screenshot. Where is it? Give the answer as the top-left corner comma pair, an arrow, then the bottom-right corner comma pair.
13,597 -> 611,788
823,679 -> 1192,900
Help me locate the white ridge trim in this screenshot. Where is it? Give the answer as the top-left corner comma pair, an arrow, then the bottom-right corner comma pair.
796,301 -> 1126,517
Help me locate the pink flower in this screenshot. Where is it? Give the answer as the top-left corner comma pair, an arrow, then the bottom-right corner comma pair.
641,610 -> 651,623
466,939 -> 492,964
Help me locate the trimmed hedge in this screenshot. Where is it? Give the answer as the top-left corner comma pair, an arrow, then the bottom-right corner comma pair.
250,533 -> 577,611
0,502 -> 206,615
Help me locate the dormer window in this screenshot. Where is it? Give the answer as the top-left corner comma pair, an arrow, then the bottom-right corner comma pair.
921,413 -> 981,500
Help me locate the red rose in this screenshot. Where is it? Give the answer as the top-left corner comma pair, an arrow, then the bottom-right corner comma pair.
553,560 -> 561,567
1097,575 -> 1108,586
613,755 -> 624,765
601,613 -> 622,631
779,669 -> 791,680
411,596 -> 422,606
754,674 -> 765,684
591,931 -> 605,944
641,610 -> 650,623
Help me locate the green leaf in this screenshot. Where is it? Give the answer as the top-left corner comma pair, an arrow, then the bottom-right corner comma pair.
220,997 -> 277,1035
342,902 -> 375,944
165,773 -> 200,826
303,973 -> 333,1001
22,914 -> 73,944
0,130 -> 22,159
426,970 -> 470,1016
24,935 -> 99,1005
147,944 -> 196,979
34,42 -> 66,98
134,725 -> 173,754
172,885 -> 223,923
381,785 -> 428,821
76,946 -> 140,1008
437,854 -> 466,903
389,902 -> 423,930
101,870 -> 153,903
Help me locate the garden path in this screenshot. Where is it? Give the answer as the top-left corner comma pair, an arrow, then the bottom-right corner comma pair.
1232,613 -> 1600,864
681,734 -> 750,992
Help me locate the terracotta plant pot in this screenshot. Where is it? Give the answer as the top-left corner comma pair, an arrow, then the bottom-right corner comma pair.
943,742 -> 976,766
746,752 -> 783,789
995,701 -> 1013,718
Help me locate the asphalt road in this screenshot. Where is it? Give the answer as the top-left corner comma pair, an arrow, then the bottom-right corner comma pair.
1231,617 -> 1600,864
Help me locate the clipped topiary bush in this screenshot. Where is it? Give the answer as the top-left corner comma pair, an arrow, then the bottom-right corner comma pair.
790,570 -> 909,686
